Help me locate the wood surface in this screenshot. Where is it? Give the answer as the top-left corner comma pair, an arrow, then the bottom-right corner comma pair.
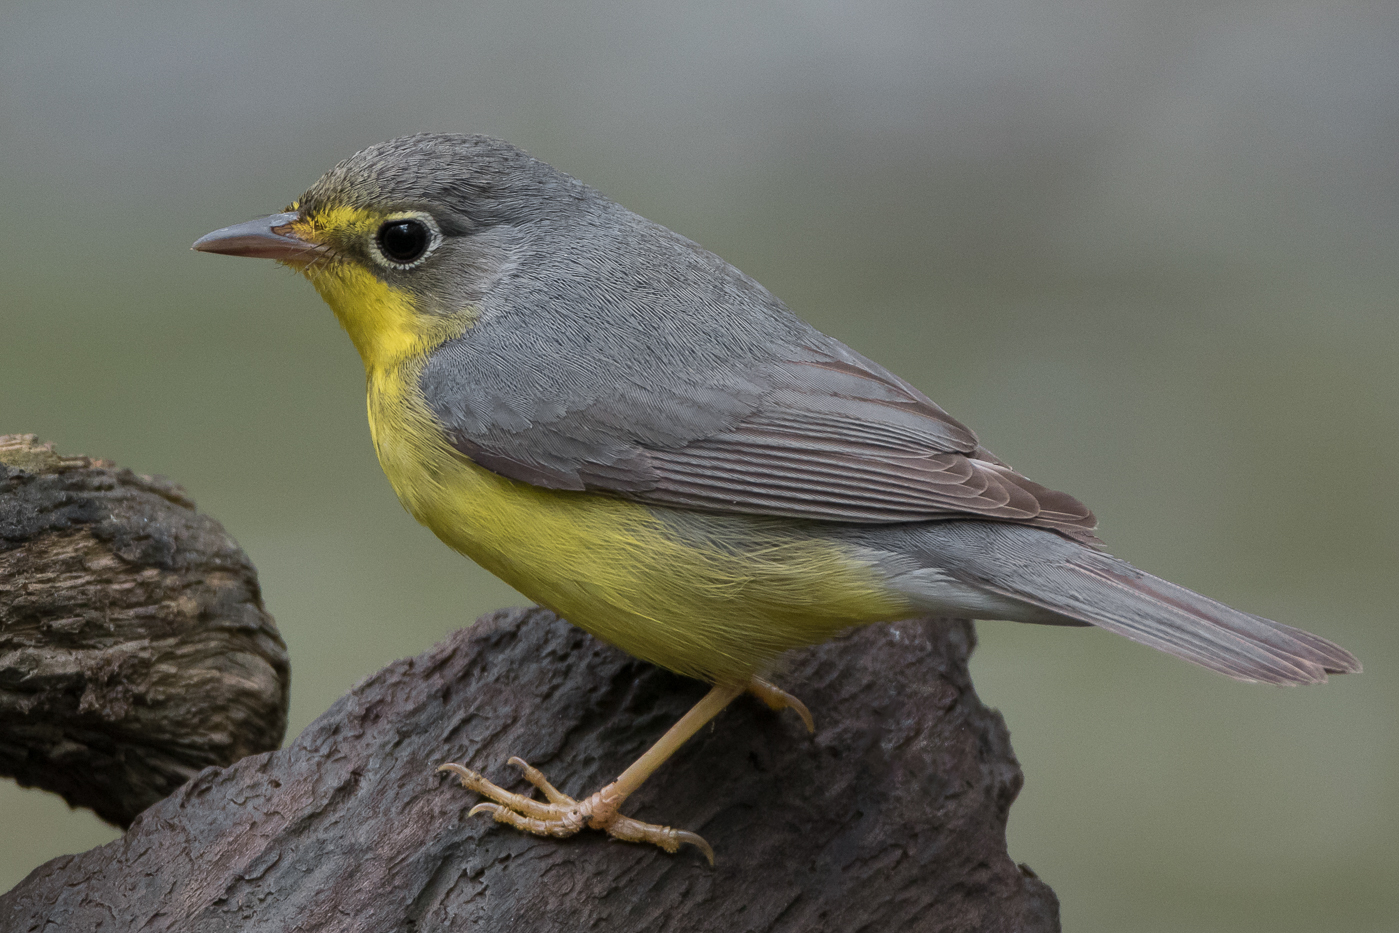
0,436 -> 1059,932
0,434 -> 289,827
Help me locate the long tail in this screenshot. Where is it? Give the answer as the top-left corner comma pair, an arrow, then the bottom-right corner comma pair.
884,522 -> 1361,685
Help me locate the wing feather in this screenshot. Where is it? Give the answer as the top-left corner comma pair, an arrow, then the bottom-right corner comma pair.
430,333 -> 1098,542
418,205 -> 1097,541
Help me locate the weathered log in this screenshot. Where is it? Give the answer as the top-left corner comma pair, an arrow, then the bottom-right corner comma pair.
0,436 -> 1058,931
2,606 -> 1058,932
0,434 -> 289,827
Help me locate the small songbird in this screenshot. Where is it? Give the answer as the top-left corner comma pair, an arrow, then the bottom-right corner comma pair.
195,133 -> 1360,863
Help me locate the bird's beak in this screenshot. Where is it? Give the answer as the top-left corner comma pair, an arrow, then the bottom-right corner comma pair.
192,211 -> 327,264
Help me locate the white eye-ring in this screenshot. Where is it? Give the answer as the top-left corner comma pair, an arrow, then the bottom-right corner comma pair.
368,211 -> 443,270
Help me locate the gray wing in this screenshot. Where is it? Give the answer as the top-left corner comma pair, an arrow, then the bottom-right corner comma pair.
418,208 -> 1098,542
422,330 -> 1098,542
634,341 -> 1097,539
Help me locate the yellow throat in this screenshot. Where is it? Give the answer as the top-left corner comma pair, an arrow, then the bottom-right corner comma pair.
294,213 -> 912,683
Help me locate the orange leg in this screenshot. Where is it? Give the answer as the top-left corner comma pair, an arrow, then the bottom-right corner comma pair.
440,682 -> 743,864
439,677 -> 814,863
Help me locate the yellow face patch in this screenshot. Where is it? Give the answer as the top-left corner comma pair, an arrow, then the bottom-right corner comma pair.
288,204 -> 467,376
289,204 -> 379,257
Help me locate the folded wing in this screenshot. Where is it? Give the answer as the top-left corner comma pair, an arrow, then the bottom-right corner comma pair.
427,325 -> 1099,543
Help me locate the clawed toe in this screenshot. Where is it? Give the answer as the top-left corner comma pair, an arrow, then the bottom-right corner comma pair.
437,683 -> 742,865
748,677 -> 815,733
438,758 -> 714,863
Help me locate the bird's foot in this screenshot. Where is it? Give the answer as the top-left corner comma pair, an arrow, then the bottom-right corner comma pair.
747,677 -> 815,733
438,757 -> 715,864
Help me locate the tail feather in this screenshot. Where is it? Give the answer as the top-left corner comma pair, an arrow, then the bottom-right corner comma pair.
1036,557 -> 1360,684
896,522 -> 1362,686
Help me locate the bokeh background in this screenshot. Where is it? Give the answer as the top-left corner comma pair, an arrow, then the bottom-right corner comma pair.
3,1 -> 1396,929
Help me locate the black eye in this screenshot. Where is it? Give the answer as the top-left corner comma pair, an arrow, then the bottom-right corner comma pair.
377,219 -> 431,265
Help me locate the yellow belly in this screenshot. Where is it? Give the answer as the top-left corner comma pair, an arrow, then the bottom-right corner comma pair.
366,368 -> 912,683
307,258 -> 911,682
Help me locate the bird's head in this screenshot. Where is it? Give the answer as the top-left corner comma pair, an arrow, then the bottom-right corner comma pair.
194,134 -> 574,371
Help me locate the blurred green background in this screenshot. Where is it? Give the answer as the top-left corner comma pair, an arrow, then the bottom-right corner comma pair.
2,1 -> 1396,929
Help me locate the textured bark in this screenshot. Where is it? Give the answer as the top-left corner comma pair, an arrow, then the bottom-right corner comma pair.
0,434 -> 1059,932
0,434 -> 289,827
2,606 -> 1058,932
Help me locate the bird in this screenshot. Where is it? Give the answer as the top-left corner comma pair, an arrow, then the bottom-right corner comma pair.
194,133 -> 1360,863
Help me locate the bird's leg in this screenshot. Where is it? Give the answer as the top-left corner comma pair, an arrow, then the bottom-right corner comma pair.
439,682 -> 744,864
746,676 -> 815,733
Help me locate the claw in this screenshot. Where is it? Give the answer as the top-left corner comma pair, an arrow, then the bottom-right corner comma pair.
440,758 -> 713,862
675,829 -> 715,865
436,683 -> 742,865
439,762 -> 558,819
748,677 -> 815,733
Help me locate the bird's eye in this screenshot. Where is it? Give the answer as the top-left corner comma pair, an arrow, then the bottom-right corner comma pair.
370,213 -> 441,269
378,220 -> 429,263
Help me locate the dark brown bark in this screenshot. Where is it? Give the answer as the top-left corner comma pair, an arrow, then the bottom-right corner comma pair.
1,437 -> 1058,932
0,434 -> 289,827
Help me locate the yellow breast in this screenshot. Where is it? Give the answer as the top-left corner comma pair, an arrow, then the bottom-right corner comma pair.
310,262 -> 912,682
